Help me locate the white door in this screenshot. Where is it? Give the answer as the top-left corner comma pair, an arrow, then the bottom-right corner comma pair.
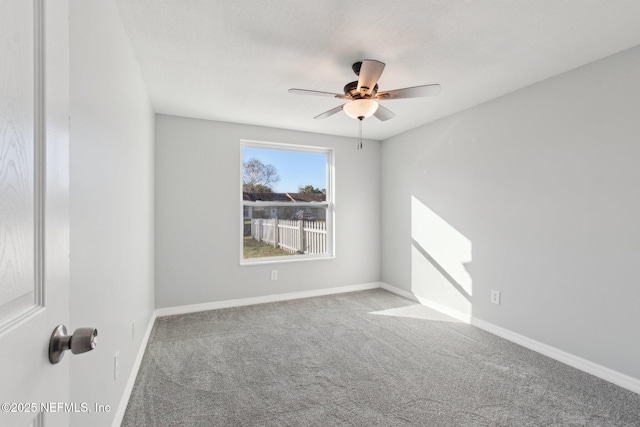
0,1 -> 71,426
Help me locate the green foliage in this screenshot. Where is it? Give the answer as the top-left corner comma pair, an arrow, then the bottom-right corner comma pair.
246,184 -> 273,193
298,184 -> 325,194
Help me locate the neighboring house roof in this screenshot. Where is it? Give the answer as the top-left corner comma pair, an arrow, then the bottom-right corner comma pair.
243,192 -> 325,202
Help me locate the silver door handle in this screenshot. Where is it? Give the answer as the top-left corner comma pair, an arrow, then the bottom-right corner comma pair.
49,325 -> 98,364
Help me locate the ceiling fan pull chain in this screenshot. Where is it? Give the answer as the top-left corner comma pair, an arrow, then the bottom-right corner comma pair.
358,118 -> 363,150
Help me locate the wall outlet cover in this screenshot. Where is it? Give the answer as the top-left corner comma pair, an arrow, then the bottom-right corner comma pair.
491,290 -> 501,305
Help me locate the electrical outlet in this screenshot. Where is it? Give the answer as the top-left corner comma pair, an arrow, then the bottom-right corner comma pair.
270,270 -> 278,280
491,290 -> 501,305
114,351 -> 120,381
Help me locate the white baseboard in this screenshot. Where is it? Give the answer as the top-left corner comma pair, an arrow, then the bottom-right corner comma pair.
111,310 -> 157,427
379,282 -> 418,302
112,282 -> 639,425
155,282 -> 381,317
112,283 -> 379,425
379,282 -> 471,323
417,297 -> 471,324
380,282 -> 639,395
471,317 -> 640,395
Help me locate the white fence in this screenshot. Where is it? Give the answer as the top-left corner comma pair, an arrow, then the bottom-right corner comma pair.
251,219 -> 327,254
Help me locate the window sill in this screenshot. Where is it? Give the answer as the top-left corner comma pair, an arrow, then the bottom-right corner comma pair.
240,253 -> 335,266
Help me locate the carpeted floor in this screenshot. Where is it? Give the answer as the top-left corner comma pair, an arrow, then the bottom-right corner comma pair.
122,289 -> 640,426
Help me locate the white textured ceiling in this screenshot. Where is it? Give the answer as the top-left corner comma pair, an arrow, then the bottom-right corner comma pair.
115,0 -> 640,141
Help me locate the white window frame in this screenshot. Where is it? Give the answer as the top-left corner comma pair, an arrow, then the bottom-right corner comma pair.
240,139 -> 335,265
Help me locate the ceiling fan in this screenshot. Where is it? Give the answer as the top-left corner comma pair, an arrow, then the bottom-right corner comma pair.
289,59 -> 441,123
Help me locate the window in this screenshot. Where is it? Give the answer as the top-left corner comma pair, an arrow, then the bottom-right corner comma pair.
240,140 -> 333,264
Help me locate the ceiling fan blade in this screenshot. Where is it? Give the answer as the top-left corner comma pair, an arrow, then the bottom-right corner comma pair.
314,105 -> 344,119
289,88 -> 345,98
357,60 -> 385,96
376,84 -> 441,100
374,104 -> 395,121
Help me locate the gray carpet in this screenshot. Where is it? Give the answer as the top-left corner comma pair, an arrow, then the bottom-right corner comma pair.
122,289 -> 640,426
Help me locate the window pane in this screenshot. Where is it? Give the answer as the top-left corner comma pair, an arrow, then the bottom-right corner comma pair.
243,208 -> 327,258
242,146 -> 327,195
241,142 -> 332,262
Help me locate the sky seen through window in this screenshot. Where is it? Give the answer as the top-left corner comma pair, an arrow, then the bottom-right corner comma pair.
242,147 -> 327,193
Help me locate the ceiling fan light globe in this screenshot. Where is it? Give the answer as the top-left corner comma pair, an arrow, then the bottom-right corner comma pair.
343,99 -> 378,120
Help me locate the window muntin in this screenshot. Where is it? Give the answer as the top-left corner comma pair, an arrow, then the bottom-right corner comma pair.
240,141 -> 333,264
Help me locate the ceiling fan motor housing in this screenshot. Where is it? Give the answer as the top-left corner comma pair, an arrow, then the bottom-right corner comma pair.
352,61 -> 362,76
343,80 -> 378,99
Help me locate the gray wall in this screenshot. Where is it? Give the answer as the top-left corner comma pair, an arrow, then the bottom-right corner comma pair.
154,115 -> 380,308
70,1 -> 155,425
381,46 -> 640,380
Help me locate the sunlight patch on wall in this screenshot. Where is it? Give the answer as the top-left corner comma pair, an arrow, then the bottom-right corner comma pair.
411,196 -> 472,319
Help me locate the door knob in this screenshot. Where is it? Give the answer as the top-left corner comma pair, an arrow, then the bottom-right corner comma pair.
49,325 -> 98,364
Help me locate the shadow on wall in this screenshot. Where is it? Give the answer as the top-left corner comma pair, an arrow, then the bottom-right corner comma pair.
411,196 -> 473,321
